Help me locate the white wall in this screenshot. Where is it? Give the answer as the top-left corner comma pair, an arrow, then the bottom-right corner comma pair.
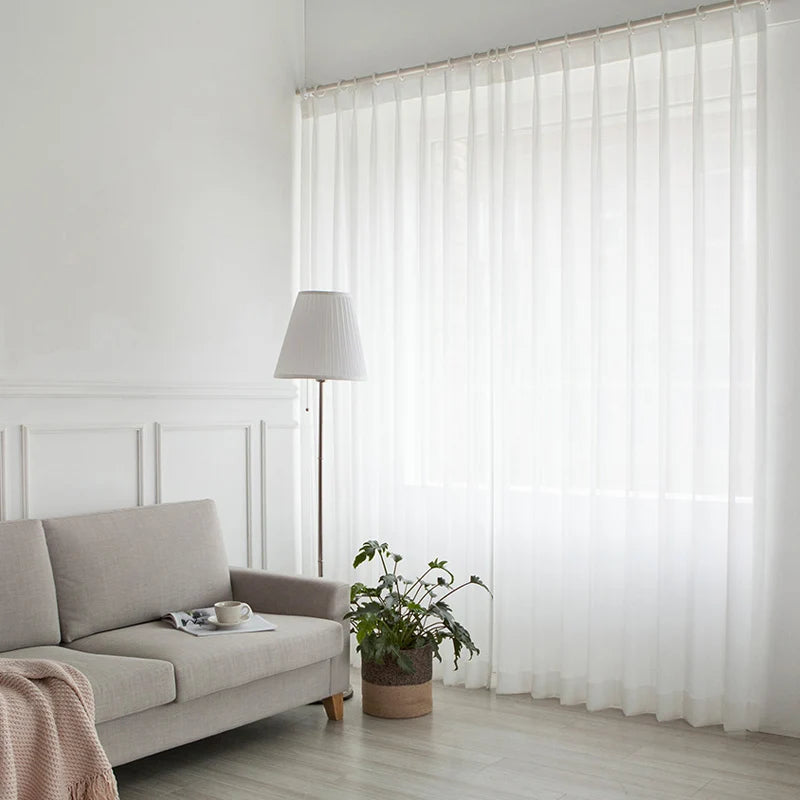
1,0 -> 302,385
0,0 -> 304,573
304,0 -> 693,86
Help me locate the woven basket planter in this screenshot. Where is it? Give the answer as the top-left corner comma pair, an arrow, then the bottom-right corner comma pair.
361,645 -> 433,719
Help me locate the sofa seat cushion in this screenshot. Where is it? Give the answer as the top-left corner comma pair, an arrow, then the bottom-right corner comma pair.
68,614 -> 344,703
1,646 -> 176,724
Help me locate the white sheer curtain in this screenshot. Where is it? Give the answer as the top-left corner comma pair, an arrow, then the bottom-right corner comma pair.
298,4 -> 767,731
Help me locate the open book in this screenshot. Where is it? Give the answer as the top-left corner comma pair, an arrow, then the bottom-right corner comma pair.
161,607 -> 277,637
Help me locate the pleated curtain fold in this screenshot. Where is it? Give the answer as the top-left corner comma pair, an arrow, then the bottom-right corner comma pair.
298,4 -> 767,731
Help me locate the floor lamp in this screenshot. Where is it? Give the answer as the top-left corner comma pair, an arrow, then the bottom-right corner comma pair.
274,290 -> 367,579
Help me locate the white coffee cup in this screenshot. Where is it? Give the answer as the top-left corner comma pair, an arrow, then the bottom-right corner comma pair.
214,600 -> 253,624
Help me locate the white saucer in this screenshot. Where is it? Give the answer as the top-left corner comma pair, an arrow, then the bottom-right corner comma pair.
208,615 -> 247,628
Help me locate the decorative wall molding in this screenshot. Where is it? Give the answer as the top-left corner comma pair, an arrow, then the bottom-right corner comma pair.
0,428 -> 6,522
20,423 -> 145,518
155,422 -> 254,567
260,422 -> 267,570
260,420 -> 299,570
0,381 -> 296,401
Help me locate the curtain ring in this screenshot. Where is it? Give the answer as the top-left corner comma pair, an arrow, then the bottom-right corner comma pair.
505,44 -> 515,60
489,48 -> 498,62
595,26 -> 602,41
627,20 -> 635,36
372,73 -> 380,86
535,39 -> 542,54
564,33 -> 571,48
447,57 -> 454,71
696,4 -> 706,19
396,68 -> 405,82
662,12 -> 670,27
733,0 -> 741,10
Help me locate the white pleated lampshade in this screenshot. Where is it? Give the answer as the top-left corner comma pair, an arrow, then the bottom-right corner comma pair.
274,291 -> 367,381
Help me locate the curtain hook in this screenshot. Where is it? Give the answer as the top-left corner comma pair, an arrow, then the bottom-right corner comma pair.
372,73 -> 380,86
396,67 -> 405,82
595,26 -> 602,41
564,33 -> 571,48
447,56 -> 454,71
627,19 -> 635,36
535,39 -> 542,54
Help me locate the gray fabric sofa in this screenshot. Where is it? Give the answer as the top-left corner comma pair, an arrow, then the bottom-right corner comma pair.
0,499 -> 349,766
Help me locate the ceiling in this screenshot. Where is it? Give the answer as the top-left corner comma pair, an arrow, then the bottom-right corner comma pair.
304,0 -> 698,87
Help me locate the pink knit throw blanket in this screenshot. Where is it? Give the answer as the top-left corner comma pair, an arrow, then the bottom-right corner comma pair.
0,659 -> 118,800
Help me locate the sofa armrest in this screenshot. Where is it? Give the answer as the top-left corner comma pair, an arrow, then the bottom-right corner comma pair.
230,568 -> 351,698
229,567 -> 349,622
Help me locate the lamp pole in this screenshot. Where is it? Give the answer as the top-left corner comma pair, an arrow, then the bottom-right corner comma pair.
317,379 -> 325,578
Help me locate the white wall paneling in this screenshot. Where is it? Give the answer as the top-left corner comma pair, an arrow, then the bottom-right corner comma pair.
0,428 -> 6,521
260,420 -> 300,571
1,390 -> 300,573
21,424 -> 144,519
156,422 -> 254,568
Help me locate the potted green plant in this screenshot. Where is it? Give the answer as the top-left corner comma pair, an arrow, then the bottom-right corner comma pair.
346,540 -> 490,718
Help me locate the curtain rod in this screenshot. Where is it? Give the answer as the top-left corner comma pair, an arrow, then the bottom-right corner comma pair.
298,0 -> 767,97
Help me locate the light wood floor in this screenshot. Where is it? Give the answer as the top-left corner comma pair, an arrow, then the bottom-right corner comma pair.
115,671 -> 800,800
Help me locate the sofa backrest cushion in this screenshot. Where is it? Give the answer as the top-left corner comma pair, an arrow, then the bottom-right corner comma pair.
43,499 -> 232,643
0,519 -> 61,650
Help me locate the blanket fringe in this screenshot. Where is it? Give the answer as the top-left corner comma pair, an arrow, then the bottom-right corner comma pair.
69,769 -> 119,800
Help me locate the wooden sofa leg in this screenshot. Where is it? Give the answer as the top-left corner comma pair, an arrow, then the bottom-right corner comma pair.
322,693 -> 344,721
